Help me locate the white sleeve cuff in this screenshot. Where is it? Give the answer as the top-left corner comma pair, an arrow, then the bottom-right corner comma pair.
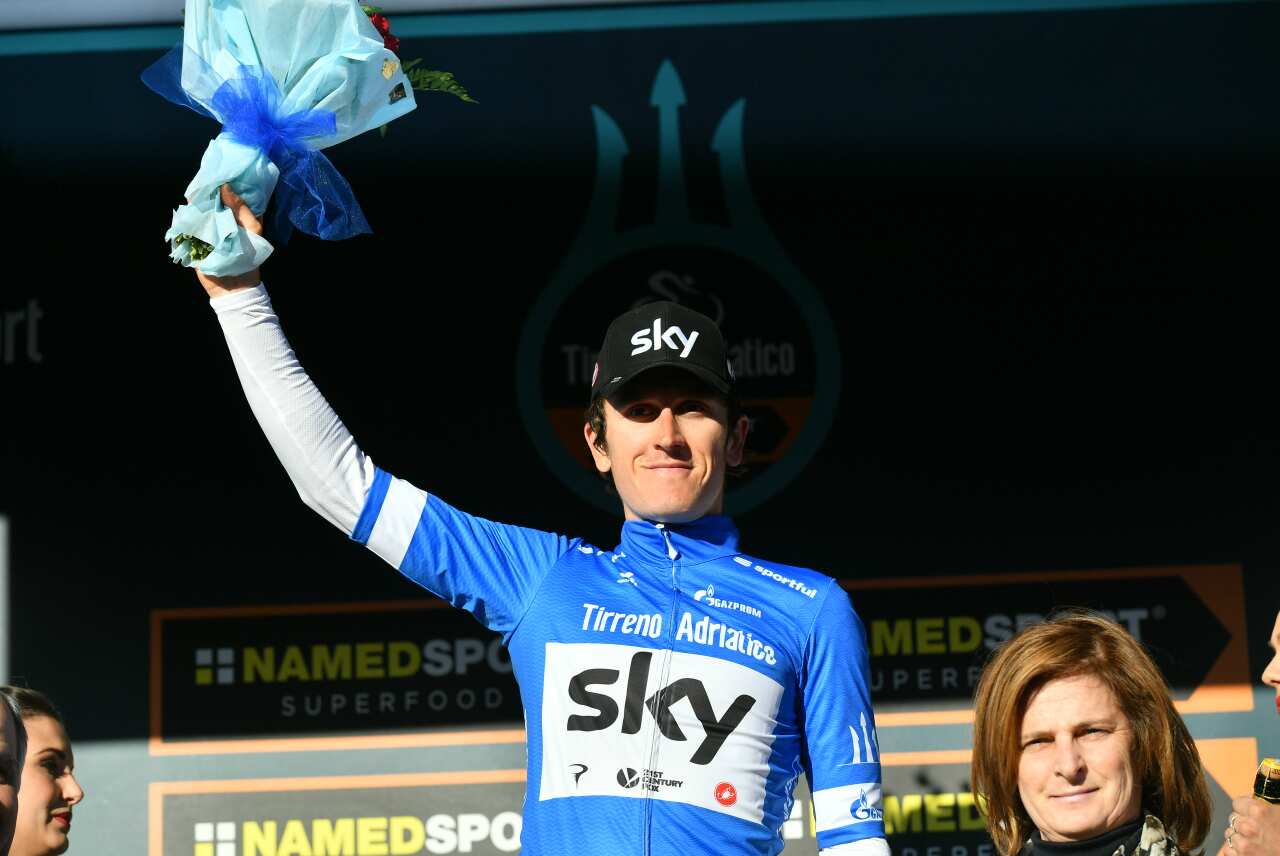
209,283 -> 269,312
820,838 -> 890,856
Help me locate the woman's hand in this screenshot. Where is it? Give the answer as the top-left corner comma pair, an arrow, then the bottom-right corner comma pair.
195,184 -> 264,298
1221,796 -> 1280,855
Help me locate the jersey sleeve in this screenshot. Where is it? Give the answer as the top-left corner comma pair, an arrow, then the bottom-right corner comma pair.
802,581 -> 889,854
350,466 -> 574,636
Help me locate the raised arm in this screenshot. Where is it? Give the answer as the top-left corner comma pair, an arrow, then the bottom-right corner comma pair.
196,186 -> 374,533
193,187 -> 572,635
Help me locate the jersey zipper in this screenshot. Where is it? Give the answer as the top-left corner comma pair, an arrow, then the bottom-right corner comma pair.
642,524 -> 681,856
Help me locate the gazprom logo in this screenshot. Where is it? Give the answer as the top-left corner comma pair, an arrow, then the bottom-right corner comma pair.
851,786 -> 884,822
694,583 -> 763,619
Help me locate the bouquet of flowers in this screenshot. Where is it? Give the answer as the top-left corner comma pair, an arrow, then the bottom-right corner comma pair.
144,0 -> 422,276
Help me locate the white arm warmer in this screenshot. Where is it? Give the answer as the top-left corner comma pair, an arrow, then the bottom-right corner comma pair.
820,839 -> 891,856
211,284 -> 375,534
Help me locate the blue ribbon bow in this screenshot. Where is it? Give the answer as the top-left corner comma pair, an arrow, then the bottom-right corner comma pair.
142,45 -> 371,244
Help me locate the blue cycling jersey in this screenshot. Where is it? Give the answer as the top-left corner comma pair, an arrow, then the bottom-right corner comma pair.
351,467 -> 885,855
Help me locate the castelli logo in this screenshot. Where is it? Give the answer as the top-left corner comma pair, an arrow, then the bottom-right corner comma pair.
714,782 -> 738,807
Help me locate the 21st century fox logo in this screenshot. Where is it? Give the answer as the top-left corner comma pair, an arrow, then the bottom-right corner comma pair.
190,814 -> 522,855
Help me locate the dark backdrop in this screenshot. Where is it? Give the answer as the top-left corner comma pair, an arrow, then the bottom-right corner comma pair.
1,2 -> 1277,852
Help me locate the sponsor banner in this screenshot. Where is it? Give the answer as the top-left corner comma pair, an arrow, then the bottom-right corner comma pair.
150,772 -> 526,856
880,763 -> 992,854
845,564 -> 1250,724
147,742 -> 1253,855
150,601 -> 523,754
539,641 -> 785,824
153,770 -> 834,856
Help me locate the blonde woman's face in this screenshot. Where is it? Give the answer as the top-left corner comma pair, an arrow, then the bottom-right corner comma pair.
1017,674 -> 1142,842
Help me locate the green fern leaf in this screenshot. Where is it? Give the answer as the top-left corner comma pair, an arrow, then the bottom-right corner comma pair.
404,66 -> 477,103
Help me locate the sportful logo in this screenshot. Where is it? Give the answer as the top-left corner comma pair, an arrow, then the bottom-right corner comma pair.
193,821 -> 235,856
630,319 -> 699,358
693,583 -> 763,619
616,571 -> 638,587
733,556 -> 818,598
842,712 -> 880,766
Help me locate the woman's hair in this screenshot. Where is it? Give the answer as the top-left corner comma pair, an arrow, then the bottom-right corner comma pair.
0,689 -> 26,779
971,610 -> 1210,856
0,685 -> 64,776
0,686 -> 63,725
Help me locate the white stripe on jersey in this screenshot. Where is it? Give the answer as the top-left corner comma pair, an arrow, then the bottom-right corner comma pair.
367,477 -> 427,568
820,838 -> 890,855
813,782 -> 884,834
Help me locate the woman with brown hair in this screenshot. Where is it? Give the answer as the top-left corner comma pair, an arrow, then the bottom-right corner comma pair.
0,688 -> 83,856
972,611 -> 1211,856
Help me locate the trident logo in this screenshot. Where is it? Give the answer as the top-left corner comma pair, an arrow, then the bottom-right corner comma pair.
516,61 -> 840,515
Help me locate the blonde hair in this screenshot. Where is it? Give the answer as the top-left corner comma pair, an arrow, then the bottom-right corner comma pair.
971,610 -> 1210,855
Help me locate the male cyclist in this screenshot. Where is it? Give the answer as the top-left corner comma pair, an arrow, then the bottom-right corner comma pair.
196,187 -> 887,855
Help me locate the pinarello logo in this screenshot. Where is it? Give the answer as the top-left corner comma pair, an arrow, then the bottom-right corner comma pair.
714,782 -> 738,807
617,768 -> 640,789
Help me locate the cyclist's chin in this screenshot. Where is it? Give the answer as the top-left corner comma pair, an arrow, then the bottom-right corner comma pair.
619,481 -> 720,523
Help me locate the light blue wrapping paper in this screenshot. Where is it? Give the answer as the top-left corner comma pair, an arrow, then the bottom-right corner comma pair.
155,0 -> 417,276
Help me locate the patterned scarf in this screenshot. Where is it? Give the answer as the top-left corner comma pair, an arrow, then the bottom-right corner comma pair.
1119,815 -> 1180,856
1022,815 -> 1180,856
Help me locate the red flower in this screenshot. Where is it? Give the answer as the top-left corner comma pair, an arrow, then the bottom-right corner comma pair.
369,13 -> 391,35
383,34 -> 400,53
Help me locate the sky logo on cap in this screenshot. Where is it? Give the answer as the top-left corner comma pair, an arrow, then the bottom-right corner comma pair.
630,319 -> 699,358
